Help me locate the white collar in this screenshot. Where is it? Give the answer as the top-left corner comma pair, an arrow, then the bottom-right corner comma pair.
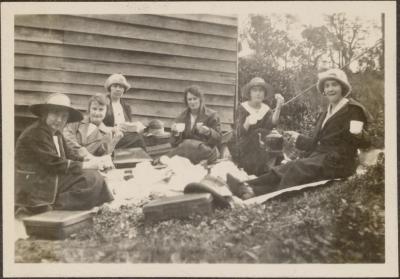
322,98 -> 349,128
242,101 -> 270,120
328,98 -> 349,116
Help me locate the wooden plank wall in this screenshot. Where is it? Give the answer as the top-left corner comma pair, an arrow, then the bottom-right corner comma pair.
14,14 -> 238,134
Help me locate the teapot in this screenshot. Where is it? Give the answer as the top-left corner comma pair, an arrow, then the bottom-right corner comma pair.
264,128 -> 283,152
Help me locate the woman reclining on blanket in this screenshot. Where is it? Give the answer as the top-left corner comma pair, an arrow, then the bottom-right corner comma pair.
15,93 -> 114,213
64,93 -> 123,158
227,69 -> 371,200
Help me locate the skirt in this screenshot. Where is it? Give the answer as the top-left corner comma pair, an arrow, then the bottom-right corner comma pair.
54,170 -> 114,210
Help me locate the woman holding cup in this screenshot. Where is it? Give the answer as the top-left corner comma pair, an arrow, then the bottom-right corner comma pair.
169,85 -> 221,164
232,77 -> 284,175
227,69 -> 371,200
103,73 -> 146,149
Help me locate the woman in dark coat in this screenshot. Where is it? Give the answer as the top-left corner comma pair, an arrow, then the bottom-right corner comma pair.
168,85 -> 222,164
103,73 -> 146,149
15,93 -> 114,212
232,77 -> 284,175
227,69 -> 371,199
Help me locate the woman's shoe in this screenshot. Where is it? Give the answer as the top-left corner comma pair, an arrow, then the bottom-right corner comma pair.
226,173 -> 255,200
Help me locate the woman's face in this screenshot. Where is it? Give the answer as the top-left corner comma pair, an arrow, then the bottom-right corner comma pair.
323,79 -> 343,105
89,100 -> 107,125
45,107 -> 69,133
249,86 -> 265,103
110,83 -> 125,100
186,92 -> 201,111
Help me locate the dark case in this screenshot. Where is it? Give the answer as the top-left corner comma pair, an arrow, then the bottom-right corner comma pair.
143,193 -> 213,223
23,210 -> 94,239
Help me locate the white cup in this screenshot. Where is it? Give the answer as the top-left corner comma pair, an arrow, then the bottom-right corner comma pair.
196,122 -> 204,129
176,123 -> 185,132
350,120 -> 364,134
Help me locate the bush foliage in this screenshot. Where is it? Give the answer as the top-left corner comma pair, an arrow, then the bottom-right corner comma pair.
238,14 -> 384,147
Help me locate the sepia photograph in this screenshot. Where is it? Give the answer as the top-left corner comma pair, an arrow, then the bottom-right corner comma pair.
1,1 -> 397,277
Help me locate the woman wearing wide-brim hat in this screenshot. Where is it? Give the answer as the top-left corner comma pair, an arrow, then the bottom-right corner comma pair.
15,93 -> 114,213
227,69 -> 372,200
103,73 -> 146,149
229,77 -> 285,176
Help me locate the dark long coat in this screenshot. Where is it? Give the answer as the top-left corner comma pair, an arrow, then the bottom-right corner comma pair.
15,120 -> 113,209
103,96 -> 132,127
169,106 -> 222,164
103,95 -> 145,149
231,102 -> 277,175
248,98 -> 371,195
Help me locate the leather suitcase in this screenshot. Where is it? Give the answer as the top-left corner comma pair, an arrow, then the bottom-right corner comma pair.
23,210 -> 94,239
143,193 -> 213,223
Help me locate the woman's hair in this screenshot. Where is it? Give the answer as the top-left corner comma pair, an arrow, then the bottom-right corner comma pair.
87,93 -> 110,112
183,85 -> 205,109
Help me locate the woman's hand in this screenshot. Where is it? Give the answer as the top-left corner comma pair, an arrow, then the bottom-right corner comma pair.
98,155 -> 115,171
82,157 -> 102,170
117,123 -> 129,133
275,94 -> 284,108
283,131 -> 300,145
196,124 -> 211,136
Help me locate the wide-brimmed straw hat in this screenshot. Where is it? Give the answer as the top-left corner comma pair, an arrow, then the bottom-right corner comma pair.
317,69 -> 351,96
242,77 -> 273,100
144,120 -> 171,138
104,73 -> 131,92
30,93 -> 83,123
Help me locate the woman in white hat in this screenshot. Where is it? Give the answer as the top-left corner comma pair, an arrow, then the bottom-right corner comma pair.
103,73 -> 146,149
64,93 -> 123,157
227,69 -> 371,200
15,93 -> 114,213
231,77 -> 285,175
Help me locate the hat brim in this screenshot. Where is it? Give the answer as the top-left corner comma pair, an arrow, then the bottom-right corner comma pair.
30,104 -> 83,123
145,132 -> 171,138
242,80 -> 273,101
104,78 -> 131,92
317,77 -> 351,96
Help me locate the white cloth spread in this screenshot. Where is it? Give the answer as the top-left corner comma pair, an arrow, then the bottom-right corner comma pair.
112,101 -> 125,125
242,101 -> 270,121
53,135 -> 61,157
322,98 -> 349,128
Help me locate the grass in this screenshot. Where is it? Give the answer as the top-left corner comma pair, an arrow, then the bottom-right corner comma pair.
15,155 -> 385,263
